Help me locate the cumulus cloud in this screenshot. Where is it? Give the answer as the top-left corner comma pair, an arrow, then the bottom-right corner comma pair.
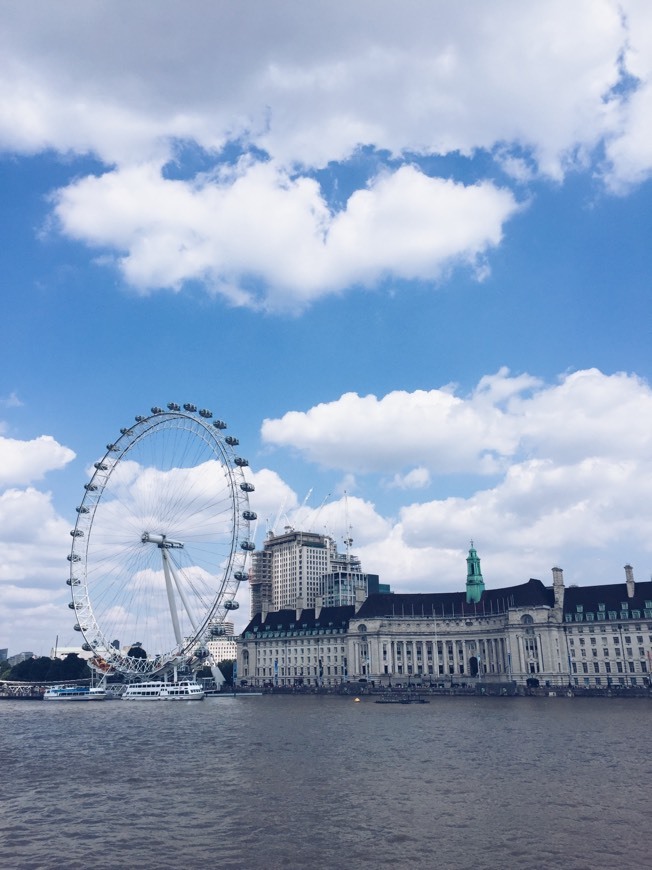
0,485 -> 73,653
261,368 -> 652,591
390,467 -> 432,490
0,1 -> 630,174
261,368 -> 652,474
0,434 -> 75,486
1,2 -> 651,304
0,424 -> 79,651
53,161 -> 519,310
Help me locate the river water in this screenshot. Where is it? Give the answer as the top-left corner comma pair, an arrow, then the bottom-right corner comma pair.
0,695 -> 650,870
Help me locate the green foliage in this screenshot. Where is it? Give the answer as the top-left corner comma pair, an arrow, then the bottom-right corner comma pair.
8,654 -> 91,682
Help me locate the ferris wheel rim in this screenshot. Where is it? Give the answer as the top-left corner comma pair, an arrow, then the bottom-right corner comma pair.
66,405 -> 256,678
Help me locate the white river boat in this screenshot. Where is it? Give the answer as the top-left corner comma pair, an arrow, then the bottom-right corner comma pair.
43,685 -> 107,701
122,680 -> 205,701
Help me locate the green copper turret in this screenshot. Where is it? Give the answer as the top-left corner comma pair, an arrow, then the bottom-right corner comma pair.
466,542 -> 485,604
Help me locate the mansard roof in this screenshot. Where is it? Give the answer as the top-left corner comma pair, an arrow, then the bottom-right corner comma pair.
241,579 -> 652,636
562,580 -> 652,615
355,578 -> 553,619
242,605 -> 356,635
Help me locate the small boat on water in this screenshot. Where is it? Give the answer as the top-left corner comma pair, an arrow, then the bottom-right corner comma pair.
122,680 -> 204,701
43,685 -> 107,701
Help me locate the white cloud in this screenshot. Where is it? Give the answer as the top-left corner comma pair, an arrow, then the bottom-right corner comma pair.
0,392 -> 23,409
0,434 -> 75,486
53,161 -> 519,310
0,485 -> 73,653
390,467 -> 432,490
2,2 -> 652,304
261,368 -> 652,474
0,1 -> 629,176
261,368 -> 652,593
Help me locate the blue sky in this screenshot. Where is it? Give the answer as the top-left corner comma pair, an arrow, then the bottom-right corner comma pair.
2,0 -> 652,654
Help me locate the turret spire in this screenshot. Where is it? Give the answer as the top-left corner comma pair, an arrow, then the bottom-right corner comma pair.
466,543 -> 485,604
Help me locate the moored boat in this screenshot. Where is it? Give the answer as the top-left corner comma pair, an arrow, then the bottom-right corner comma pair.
122,680 -> 204,701
43,685 -> 107,701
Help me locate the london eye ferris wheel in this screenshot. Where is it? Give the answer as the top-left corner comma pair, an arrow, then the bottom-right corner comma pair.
66,404 -> 256,679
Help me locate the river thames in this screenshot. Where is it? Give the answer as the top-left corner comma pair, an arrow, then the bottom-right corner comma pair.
1,694 -> 649,869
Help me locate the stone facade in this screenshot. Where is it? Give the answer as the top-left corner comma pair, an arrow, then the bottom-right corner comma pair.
237,552 -> 652,689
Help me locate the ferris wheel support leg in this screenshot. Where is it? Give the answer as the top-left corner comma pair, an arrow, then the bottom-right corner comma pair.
166,555 -> 199,631
161,548 -> 183,646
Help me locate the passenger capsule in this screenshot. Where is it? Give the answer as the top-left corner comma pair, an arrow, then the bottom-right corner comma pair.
235,457 -> 249,467
81,643 -> 93,652
225,436 -> 239,446
76,506 -> 89,514
240,540 -> 255,551
66,577 -> 80,586
94,462 -> 108,471
70,529 -> 84,537
240,482 -> 255,492
68,602 -> 76,609
223,600 -> 240,610
120,427 -> 132,436
67,554 -> 81,562
183,403 -> 197,412
135,415 -> 146,422
242,510 -> 257,521
151,406 -> 164,414
84,483 -> 97,491
167,402 -> 180,411
73,623 -> 87,632
213,420 -> 227,429
106,443 -> 119,452
210,625 -> 226,637
199,408 -> 212,418
234,571 -> 249,582
195,647 -> 209,659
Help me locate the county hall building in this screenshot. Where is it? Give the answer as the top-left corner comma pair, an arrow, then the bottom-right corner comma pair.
237,545 -> 652,689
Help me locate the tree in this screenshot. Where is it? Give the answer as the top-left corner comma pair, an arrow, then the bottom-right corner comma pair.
7,654 -> 91,683
9,656 -> 52,682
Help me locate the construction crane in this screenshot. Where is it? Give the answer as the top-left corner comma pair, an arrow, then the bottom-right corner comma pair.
307,492 -> 331,533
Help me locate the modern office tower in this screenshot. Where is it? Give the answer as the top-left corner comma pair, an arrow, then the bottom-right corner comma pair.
206,620 -> 237,663
249,529 -> 375,613
249,546 -> 273,617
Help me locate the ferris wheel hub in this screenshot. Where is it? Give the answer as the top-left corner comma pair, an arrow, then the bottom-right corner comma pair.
141,532 -> 185,549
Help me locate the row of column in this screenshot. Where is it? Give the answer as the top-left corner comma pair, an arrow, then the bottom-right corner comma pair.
354,635 -> 508,679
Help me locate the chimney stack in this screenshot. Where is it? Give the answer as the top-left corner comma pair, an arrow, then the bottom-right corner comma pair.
552,566 -> 564,610
625,565 -> 635,599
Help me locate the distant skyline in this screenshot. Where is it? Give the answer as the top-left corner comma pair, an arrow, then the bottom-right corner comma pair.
2,1 -> 652,654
